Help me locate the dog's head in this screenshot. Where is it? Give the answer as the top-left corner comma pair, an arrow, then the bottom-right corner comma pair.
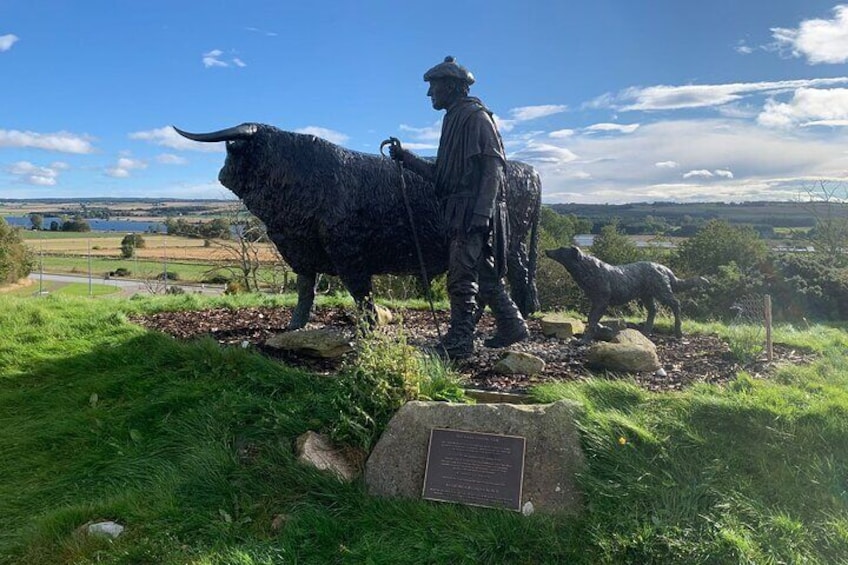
545,245 -> 584,267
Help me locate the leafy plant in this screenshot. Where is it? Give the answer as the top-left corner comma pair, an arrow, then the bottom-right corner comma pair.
329,327 -> 466,449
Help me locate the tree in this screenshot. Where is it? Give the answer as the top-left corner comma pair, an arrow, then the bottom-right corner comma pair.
674,219 -> 767,276
203,202 -> 289,293
590,222 -> 641,265
29,213 -> 43,231
49,220 -> 59,232
60,216 -> 91,232
0,218 -> 34,284
797,180 -> 848,267
120,233 -> 146,258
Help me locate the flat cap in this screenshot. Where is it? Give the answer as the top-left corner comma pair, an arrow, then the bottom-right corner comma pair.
423,56 -> 475,85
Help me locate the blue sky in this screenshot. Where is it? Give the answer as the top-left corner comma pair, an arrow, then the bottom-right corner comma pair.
3,1 -> 848,204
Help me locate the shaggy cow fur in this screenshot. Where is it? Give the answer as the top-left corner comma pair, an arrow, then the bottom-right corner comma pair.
178,123 -> 541,329
545,245 -> 707,340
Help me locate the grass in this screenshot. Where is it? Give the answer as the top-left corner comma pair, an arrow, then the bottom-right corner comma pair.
3,280 -> 122,297
0,293 -> 846,563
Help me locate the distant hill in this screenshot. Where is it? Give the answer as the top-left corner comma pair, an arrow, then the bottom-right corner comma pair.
549,201 -> 847,229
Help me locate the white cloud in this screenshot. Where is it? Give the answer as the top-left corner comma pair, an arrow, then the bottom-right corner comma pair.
7,161 -> 64,186
549,129 -> 575,139
105,157 -> 147,178
156,153 -> 188,165
509,140 -> 578,164
735,41 -> 754,55
584,123 -> 640,134
245,26 -> 278,37
514,119 -> 848,203
0,34 -> 19,52
509,105 -> 567,121
683,169 -> 714,179
758,87 -> 848,127
0,129 -> 94,154
497,104 -> 567,132
130,126 -> 224,152
594,77 -> 848,111
295,126 -> 349,145
771,5 -> 848,64
202,49 -> 246,68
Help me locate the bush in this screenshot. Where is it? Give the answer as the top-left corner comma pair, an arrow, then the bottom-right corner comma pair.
330,330 -> 466,449
156,271 -> 180,281
0,218 -> 34,284
120,234 -> 146,258
203,274 -> 232,285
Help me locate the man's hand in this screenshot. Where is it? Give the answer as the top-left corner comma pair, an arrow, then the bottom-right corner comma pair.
389,144 -> 407,163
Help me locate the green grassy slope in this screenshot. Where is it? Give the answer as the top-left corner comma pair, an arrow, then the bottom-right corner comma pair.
0,294 -> 846,564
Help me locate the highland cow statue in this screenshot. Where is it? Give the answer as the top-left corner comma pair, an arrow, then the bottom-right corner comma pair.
174,123 -> 540,329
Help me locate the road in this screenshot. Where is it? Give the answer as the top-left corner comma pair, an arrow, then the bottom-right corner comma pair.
27,273 -> 225,296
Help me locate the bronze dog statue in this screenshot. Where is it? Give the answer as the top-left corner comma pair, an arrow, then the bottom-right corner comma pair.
546,246 -> 707,340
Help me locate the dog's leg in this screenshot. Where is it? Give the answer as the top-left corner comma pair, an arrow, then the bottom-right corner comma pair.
643,297 -> 657,335
656,291 -> 683,338
585,301 -> 607,342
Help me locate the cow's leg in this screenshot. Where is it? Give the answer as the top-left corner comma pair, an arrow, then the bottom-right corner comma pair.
340,273 -> 376,330
506,242 -> 532,317
289,272 -> 318,330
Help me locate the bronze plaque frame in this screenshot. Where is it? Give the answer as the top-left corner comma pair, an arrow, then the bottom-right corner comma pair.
422,428 -> 526,511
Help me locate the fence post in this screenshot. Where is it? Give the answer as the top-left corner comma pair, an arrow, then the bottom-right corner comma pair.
764,294 -> 773,362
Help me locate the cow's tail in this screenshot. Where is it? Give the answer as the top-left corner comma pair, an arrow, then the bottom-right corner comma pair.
527,185 -> 541,314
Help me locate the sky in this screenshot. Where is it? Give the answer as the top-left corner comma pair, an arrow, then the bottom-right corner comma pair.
3,1 -> 848,204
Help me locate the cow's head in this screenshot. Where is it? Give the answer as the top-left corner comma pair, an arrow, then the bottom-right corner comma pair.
173,123 -> 276,198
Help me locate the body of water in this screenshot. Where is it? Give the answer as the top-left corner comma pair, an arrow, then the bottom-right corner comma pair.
4,216 -> 166,233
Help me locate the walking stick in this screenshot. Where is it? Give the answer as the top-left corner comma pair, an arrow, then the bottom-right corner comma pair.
380,137 -> 443,343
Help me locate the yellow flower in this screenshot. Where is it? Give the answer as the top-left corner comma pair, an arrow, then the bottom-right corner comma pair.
618,437 -> 627,445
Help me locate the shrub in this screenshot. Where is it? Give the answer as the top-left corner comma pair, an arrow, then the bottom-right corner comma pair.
330,329 -> 466,449
156,271 -> 180,281
0,218 -> 34,284
203,274 -> 232,285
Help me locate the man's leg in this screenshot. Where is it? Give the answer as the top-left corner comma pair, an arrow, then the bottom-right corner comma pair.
438,231 -> 485,359
478,237 -> 529,348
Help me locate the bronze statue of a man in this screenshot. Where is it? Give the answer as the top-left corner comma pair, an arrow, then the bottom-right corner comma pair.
391,56 -> 529,359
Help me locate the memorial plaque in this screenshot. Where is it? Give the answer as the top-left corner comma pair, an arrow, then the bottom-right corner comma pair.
422,428 -> 526,511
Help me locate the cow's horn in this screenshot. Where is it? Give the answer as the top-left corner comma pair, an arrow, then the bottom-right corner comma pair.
172,123 -> 258,142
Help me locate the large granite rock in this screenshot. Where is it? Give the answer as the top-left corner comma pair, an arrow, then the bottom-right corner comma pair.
265,328 -> 353,358
586,328 -> 660,372
365,400 -> 585,515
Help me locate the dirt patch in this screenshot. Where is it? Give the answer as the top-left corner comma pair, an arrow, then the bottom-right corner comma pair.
131,305 -> 815,394
0,278 -> 34,293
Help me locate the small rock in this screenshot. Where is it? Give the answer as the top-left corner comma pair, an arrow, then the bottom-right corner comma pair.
587,329 -> 661,373
266,328 -> 353,358
522,501 -> 535,516
539,314 -> 585,339
87,521 -> 124,539
493,351 -> 545,375
655,367 -> 667,377
295,431 -> 359,482
271,514 -> 289,531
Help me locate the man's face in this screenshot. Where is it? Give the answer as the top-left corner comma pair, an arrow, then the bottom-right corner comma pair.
427,78 -> 456,110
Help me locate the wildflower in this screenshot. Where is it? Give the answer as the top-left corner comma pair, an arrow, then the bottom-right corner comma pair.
618,436 -> 627,445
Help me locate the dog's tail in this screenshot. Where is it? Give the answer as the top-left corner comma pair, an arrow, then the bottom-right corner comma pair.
672,275 -> 710,292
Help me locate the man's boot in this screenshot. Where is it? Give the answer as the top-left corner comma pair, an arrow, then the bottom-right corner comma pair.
434,295 -> 477,360
482,288 -> 529,348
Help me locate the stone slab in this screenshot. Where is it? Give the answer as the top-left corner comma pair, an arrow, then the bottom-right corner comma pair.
365,400 -> 585,515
